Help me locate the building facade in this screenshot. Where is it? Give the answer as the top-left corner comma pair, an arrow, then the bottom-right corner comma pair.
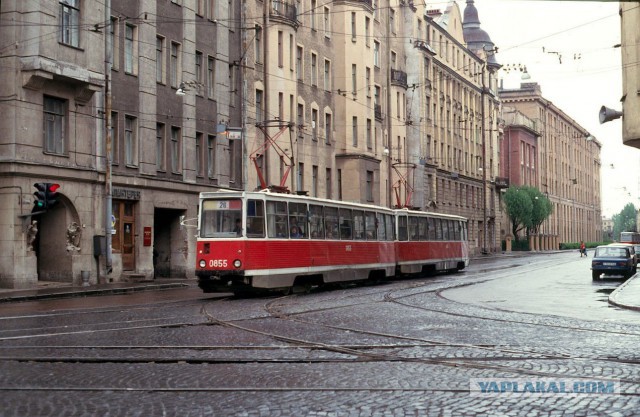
500,82 -> 602,246
0,0 -> 240,288
620,2 -> 640,148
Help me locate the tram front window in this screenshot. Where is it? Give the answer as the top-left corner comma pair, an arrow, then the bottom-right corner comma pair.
200,199 -> 243,238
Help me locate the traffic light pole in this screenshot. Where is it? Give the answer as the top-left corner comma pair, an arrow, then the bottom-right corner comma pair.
104,0 -> 113,277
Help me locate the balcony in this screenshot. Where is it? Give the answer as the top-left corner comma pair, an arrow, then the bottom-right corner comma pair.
390,69 -> 408,89
270,0 -> 298,27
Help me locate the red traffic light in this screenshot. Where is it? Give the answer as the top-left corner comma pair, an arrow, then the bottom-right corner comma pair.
32,182 -> 60,210
48,183 -> 60,193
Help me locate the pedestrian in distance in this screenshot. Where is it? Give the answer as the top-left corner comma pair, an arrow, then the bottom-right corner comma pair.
580,240 -> 586,257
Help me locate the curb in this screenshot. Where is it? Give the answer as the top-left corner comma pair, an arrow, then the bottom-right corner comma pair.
608,274 -> 640,312
0,282 -> 191,304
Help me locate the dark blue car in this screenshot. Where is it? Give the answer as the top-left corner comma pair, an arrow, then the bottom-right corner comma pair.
591,244 -> 636,280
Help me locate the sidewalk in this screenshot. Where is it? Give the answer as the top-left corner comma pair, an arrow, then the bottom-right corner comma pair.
608,273 -> 640,312
0,278 -> 194,303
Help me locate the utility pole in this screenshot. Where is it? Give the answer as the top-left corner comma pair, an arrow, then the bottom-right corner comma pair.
104,0 -> 113,277
481,63 -> 488,255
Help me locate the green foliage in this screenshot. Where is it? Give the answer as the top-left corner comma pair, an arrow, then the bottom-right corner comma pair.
503,186 -> 553,239
612,203 -> 637,241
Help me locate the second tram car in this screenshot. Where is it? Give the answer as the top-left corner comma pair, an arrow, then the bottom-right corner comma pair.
195,190 -> 469,294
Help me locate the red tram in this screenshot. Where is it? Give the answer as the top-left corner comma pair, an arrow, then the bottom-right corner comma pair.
195,190 -> 469,294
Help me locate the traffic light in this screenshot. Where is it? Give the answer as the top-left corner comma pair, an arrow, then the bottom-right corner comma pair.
33,182 -> 60,210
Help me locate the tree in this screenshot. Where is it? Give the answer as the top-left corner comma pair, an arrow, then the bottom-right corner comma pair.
503,187 -> 533,239
612,203 -> 637,241
503,186 -> 552,239
525,187 -> 552,235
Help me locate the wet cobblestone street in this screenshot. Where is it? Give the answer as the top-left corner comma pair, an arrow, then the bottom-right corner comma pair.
0,253 -> 639,416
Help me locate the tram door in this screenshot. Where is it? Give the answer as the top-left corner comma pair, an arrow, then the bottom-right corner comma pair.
113,200 -> 136,271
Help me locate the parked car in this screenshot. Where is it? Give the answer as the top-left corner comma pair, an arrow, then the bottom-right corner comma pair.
591,244 -> 636,280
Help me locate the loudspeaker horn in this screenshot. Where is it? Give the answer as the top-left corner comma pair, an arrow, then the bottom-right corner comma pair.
599,105 -> 623,124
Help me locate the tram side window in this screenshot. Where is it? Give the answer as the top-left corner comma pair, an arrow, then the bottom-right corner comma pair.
200,199 -> 243,238
266,200 -> 288,238
462,222 -> 468,241
365,211 -> 377,240
325,206 -> 339,239
435,218 -> 443,240
309,204 -> 325,238
453,221 -> 461,241
353,210 -> 365,240
442,220 -> 450,240
409,216 -> 419,241
289,202 -> 307,238
419,217 -> 428,240
339,208 -> 353,240
398,215 -> 408,241
377,213 -> 386,240
246,199 -> 265,237
385,214 -> 395,241
428,217 -> 436,240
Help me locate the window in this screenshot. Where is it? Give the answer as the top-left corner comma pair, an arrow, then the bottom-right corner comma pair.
324,112 -> 332,145
324,59 -> 331,91
366,67 -> 371,97
44,96 -> 66,155
298,163 -> 304,192
352,116 -> 358,147
60,0 -> 79,47
366,171 -> 373,201
196,132 -> 203,176
351,12 -> 356,40
390,8 -> 396,34
255,25 -> 262,64
255,89 -> 263,123
312,166 -> 318,197
338,169 -> 342,200
351,64 -> 357,94
374,41 -> 380,67
311,0 -> 317,30
207,134 -> 216,178
289,35 -> 294,71
373,0 -> 378,20
156,123 -> 166,170
366,119 -> 372,149
325,168 -> 332,199
297,104 -> 304,138
124,115 -> 138,166
323,7 -> 330,38
170,42 -> 180,87
110,17 -> 119,70
365,17 -> 370,46
312,109 -> 318,141
192,51 -> 202,94
278,31 -> 283,67
124,24 -> 138,74
311,53 -> 317,86
207,56 -> 215,98
156,36 -> 165,83
170,126 -> 181,173
296,46 -> 303,80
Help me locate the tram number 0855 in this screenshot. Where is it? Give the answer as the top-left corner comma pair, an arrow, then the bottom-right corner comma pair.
208,259 -> 228,268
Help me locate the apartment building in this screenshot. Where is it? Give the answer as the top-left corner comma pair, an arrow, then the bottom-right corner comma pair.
620,3 -> 640,149
0,0 -> 240,288
500,82 -> 602,246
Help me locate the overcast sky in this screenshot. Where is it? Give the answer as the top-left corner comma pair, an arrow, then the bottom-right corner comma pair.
450,0 -> 633,217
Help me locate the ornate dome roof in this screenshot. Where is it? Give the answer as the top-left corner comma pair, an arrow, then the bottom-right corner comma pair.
462,0 -> 500,69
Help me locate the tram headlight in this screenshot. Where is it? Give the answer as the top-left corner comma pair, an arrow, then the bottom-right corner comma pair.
199,259 -> 206,268
233,259 -> 242,268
